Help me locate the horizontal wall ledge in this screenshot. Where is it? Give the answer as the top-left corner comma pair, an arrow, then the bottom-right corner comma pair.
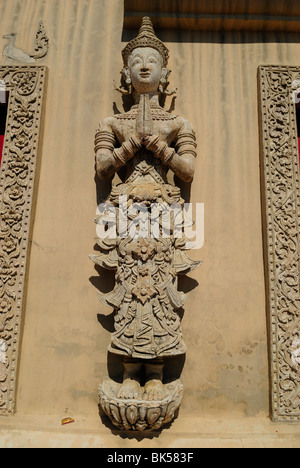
124,12 -> 300,33
124,0 -> 300,32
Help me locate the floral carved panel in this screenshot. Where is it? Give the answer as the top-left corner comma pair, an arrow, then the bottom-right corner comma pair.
258,66 -> 300,422
0,66 -> 47,414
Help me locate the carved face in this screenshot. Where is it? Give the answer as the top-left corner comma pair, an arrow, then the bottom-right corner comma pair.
127,47 -> 167,94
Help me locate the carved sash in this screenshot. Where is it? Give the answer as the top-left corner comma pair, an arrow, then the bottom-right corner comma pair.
258,66 -> 300,422
0,66 -> 46,414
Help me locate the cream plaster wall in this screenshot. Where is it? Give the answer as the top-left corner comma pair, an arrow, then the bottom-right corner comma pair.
0,0 -> 300,443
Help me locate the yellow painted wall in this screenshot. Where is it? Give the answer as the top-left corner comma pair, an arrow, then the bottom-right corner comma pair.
0,0 -> 299,428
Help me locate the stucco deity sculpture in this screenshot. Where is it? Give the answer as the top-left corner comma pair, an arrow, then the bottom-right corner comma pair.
91,17 -> 200,431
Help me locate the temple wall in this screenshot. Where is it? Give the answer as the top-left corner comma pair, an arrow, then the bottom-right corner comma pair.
0,0 -> 299,447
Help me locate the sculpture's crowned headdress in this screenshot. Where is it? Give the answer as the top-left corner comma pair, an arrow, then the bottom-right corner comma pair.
122,17 -> 169,67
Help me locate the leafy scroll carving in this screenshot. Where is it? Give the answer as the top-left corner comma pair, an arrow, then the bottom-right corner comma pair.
258,66 -> 300,422
0,66 -> 46,414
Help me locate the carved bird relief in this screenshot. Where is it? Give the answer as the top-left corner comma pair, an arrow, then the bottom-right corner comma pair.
2,22 -> 49,64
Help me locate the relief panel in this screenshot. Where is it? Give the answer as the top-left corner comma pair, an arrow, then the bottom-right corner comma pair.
258,65 -> 300,422
0,66 -> 47,414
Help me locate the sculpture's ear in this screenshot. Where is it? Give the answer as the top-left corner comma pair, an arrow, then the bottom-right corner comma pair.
161,67 -> 169,81
122,67 -> 131,84
159,67 -> 177,97
115,67 -> 132,95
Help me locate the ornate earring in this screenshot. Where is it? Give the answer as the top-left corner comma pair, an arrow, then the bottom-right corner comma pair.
159,73 -> 166,94
124,70 -> 133,93
159,70 -> 177,96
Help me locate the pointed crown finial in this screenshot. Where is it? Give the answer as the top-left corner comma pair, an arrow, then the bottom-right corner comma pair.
122,16 -> 169,67
138,16 -> 155,35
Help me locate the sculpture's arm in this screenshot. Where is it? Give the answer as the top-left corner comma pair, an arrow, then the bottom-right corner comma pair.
95,118 -> 141,180
144,119 -> 197,183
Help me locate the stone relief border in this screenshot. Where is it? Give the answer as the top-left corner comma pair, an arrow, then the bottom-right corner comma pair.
258,66 -> 300,422
0,66 -> 47,414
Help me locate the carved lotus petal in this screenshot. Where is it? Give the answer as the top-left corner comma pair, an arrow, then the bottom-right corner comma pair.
101,399 -> 111,418
146,407 -> 161,425
126,405 -> 139,425
139,405 -> 147,421
164,400 -> 176,424
109,403 -> 122,424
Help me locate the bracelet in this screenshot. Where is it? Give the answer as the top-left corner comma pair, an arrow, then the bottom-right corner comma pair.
112,147 -> 127,165
94,130 -> 116,153
145,136 -> 175,166
129,136 -> 142,151
160,147 -> 175,166
112,138 -> 139,166
122,141 -> 133,159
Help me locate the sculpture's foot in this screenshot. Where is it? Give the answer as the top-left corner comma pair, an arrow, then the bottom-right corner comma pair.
143,379 -> 165,401
117,378 -> 142,400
